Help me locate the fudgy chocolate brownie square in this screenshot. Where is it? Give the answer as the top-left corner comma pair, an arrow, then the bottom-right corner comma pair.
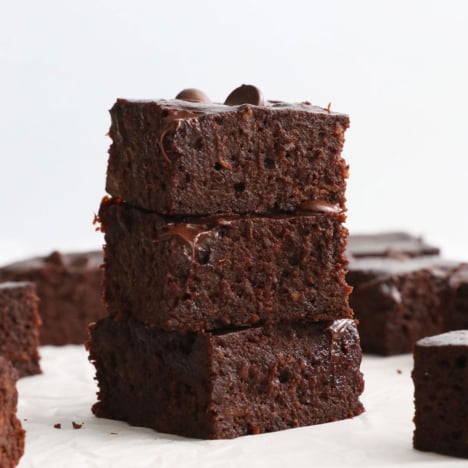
347,256 -> 455,355
106,98 -> 349,215
0,357 -> 25,467
347,232 -> 440,259
413,330 -> 468,458
98,197 -> 352,330
0,251 -> 106,345
88,317 -> 364,439
0,282 -> 41,377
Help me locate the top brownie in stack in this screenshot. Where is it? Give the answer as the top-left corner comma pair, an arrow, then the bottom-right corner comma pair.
106,92 -> 349,215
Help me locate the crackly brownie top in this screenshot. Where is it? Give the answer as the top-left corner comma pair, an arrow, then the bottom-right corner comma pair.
1,251 -> 102,274
348,255 -> 457,276
118,84 -> 348,120
417,330 -> 468,348
347,232 -> 440,259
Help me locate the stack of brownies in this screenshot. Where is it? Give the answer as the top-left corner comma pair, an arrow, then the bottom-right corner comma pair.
88,85 -> 364,439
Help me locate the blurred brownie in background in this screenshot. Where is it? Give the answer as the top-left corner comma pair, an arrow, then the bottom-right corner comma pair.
347,232 -> 468,355
0,282 -> 41,377
0,251 -> 105,345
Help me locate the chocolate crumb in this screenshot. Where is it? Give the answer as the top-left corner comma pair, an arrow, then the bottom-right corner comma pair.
72,421 -> 83,429
110,432 -> 118,435
54,423 -> 61,429
396,369 -> 402,374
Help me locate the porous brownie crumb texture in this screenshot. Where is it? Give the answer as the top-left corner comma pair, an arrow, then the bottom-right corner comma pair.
0,282 -> 41,377
0,252 -> 106,345
89,318 -> 364,439
106,100 -> 349,215
413,337 -> 468,458
99,197 -> 352,330
0,357 -> 25,467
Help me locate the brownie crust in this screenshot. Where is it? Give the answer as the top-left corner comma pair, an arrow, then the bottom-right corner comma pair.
88,317 -> 364,439
0,282 -> 41,377
0,357 -> 25,467
413,331 -> 468,458
0,251 -> 106,345
106,99 -> 349,215
99,197 -> 352,330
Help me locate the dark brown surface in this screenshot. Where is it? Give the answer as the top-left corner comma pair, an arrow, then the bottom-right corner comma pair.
98,197 -> 352,331
0,251 -> 106,345
0,357 -> 25,467
447,264 -> 468,331
347,232 -> 440,259
0,282 -> 41,377
413,331 -> 468,458
347,256 -> 455,355
106,98 -> 349,215
88,317 -> 364,439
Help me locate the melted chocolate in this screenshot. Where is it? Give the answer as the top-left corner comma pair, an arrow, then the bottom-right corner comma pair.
298,200 -> 343,214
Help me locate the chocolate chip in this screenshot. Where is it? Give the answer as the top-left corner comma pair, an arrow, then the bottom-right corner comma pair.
224,84 -> 264,106
72,421 -> 83,429
175,88 -> 211,104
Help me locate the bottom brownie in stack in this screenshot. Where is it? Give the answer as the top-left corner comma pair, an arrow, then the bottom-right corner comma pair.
88,317 -> 364,439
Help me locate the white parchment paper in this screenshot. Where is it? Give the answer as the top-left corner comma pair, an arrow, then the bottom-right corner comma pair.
16,346 -> 466,468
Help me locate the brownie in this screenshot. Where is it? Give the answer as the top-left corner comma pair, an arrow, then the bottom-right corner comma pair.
106,98 -> 349,215
347,256 -> 455,355
0,282 -> 41,377
347,232 -> 440,259
0,357 -> 25,467
413,330 -> 468,458
446,264 -> 468,331
0,251 -> 106,345
88,317 -> 364,439
98,197 -> 352,330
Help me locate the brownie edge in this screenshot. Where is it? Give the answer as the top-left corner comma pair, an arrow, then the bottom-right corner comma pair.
0,357 -> 25,467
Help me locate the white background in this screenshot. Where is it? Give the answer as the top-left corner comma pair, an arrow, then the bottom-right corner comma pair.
1,0 -> 468,263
